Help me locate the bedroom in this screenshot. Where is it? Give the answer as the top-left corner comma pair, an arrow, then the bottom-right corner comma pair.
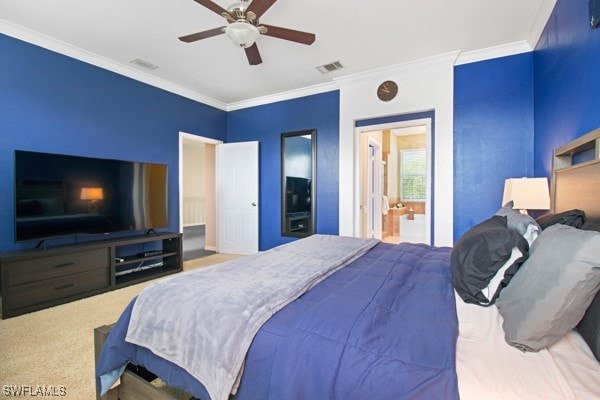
1,0 -> 600,398
1,0 -> 599,253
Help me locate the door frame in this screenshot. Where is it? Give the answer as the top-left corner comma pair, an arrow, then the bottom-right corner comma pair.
178,132 -> 222,250
365,137 -> 382,239
354,117 -> 433,244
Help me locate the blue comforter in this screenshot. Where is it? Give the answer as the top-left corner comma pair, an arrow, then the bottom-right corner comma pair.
96,242 -> 459,399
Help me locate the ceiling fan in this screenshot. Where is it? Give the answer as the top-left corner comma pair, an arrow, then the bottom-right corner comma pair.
179,0 -> 316,65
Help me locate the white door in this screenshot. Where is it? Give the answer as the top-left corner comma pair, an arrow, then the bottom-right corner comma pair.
216,141 -> 259,255
366,141 -> 382,239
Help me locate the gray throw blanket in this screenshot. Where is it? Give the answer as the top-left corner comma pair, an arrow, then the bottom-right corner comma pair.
125,234 -> 378,400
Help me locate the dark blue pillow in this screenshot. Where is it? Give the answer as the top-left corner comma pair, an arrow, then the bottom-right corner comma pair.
451,215 -> 529,306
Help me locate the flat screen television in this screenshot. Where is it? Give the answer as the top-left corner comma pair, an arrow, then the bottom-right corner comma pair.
285,176 -> 311,215
14,150 -> 168,243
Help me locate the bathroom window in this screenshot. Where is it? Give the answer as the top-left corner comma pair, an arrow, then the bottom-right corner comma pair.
400,149 -> 426,201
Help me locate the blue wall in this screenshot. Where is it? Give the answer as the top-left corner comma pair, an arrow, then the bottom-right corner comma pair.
453,53 -> 535,240
0,34 -> 226,252
534,0 -> 600,177
226,92 -> 340,250
6,0 -> 597,253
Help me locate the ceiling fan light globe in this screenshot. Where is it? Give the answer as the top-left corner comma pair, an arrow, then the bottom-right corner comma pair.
226,21 -> 260,48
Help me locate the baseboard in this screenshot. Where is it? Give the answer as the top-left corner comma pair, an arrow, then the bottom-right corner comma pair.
204,245 -> 217,251
182,223 -> 206,228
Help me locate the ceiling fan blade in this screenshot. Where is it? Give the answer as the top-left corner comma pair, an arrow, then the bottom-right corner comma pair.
245,43 -> 263,65
179,27 -> 225,43
246,0 -> 277,19
259,24 -> 315,45
193,0 -> 233,20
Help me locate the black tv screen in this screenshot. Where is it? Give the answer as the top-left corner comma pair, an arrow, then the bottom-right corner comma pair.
285,176 -> 311,214
14,150 -> 168,243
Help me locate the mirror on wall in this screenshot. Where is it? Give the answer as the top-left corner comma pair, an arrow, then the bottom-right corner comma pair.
281,129 -> 316,237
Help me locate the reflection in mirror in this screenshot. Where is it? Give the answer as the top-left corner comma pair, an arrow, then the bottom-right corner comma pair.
281,129 -> 316,237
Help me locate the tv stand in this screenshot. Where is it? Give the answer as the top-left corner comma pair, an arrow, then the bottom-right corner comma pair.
286,214 -> 311,234
0,232 -> 182,319
145,229 -> 160,237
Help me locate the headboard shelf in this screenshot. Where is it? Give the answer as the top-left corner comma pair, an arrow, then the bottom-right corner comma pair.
554,157 -> 600,174
553,127 -> 600,170
552,127 -> 600,219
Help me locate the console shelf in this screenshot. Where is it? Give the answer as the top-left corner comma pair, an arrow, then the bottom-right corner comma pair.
0,232 -> 182,319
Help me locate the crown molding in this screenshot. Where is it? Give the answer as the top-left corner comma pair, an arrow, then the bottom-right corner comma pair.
527,0 -> 557,48
3,4 -> 556,113
0,19 -> 227,111
226,81 -> 339,111
333,51 -> 461,87
455,41 -> 533,65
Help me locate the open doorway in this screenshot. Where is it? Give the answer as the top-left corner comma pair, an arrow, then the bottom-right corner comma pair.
179,132 -> 221,261
358,118 -> 432,245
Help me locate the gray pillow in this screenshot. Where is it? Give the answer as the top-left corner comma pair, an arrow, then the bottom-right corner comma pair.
496,224 -> 600,352
495,201 -> 541,245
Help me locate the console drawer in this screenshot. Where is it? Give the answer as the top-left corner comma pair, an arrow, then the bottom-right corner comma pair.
7,267 -> 109,310
6,248 -> 109,286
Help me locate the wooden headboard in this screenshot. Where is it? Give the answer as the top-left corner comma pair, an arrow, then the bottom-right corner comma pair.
552,127 -> 600,219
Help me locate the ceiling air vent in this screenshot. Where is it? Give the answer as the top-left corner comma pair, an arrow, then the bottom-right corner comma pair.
130,58 -> 159,70
316,61 -> 344,74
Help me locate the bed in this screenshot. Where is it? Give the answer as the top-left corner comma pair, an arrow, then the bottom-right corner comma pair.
95,131 -> 600,400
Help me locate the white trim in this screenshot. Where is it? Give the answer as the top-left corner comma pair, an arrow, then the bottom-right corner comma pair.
226,81 -> 339,111
226,42 -> 537,109
335,51 -> 461,87
365,136 -> 382,240
1,19 -> 227,111
178,132 -> 223,238
527,0 -> 557,48
455,41 -> 532,66
354,119 -> 431,135
3,14 -> 553,110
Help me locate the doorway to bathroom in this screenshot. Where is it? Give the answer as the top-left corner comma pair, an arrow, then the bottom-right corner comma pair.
357,114 -> 433,245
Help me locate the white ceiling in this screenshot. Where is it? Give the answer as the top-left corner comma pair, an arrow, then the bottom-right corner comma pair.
0,0 -> 556,110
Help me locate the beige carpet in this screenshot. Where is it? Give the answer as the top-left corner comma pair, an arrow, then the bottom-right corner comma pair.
0,253 -> 239,400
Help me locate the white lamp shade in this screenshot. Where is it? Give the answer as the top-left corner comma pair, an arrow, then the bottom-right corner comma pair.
502,177 -> 550,211
225,22 -> 259,48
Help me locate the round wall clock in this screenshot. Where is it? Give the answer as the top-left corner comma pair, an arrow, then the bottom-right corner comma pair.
377,80 -> 398,102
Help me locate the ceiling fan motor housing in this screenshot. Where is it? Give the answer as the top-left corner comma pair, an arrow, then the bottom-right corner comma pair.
227,1 -> 256,22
